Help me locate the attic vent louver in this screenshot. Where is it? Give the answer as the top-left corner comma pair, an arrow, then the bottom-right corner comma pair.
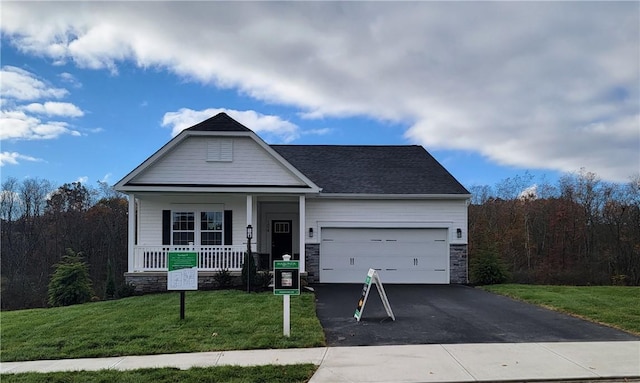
207,139 -> 233,162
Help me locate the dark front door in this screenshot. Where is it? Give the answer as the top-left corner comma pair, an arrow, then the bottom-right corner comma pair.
271,220 -> 293,260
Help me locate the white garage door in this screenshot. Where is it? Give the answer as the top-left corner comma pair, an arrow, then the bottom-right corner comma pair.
320,228 -> 449,284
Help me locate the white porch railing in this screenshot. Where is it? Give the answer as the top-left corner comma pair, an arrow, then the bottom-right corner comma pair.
133,245 -> 246,271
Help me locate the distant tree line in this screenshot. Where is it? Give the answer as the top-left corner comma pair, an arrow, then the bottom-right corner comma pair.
1,169 -> 638,310
1,178 -> 127,310
469,170 -> 640,286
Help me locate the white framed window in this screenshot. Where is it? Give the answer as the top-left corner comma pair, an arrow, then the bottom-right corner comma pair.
200,211 -> 223,245
172,210 -> 223,246
172,212 -> 194,245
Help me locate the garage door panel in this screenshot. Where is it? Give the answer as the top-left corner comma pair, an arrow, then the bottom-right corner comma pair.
322,254 -> 390,271
403,255 -> 448,270
320,228 -> 450,284
376,269 -> 448,284
322,243 -> 384,258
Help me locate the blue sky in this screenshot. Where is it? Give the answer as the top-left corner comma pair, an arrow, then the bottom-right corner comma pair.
1,2 -> 638,194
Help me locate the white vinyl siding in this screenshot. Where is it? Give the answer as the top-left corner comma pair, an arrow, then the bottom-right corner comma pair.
137,195 -> 245,246
132,137 -> 306,186
305,198 -> 468,244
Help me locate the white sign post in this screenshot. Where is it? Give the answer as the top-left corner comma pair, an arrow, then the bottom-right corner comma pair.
273,254 -> 300,337
354,268 -> 395,322
283,295 -> 290,337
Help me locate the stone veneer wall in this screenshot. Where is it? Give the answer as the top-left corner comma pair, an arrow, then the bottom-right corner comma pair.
305,243 -> 320,283
125,272 -> 242,294
449,244 -> 468,284
125,270 -> 310,294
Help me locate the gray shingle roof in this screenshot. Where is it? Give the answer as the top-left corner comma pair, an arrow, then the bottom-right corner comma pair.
179,113 -> 468,195
272,145 -> 470,195
185,112 -> 251,132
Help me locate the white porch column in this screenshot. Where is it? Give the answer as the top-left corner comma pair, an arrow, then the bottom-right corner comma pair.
299,195 -> 306,272
127,193 -> 135,272
246,195 -> 254,251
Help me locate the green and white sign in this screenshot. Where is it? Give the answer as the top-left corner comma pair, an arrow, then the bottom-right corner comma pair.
354,268 -> 395,322
167,251 -> 198,291
273,260 -> 300,295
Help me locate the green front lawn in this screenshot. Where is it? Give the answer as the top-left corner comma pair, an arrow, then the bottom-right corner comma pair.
1,290 -> 325,362
481,284 -> 640,335
1,364 -> 318,383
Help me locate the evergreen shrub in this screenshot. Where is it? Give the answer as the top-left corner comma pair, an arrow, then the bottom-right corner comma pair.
48,248 -> 94,307
241,252 -> 257,290
470,248 -> 509,285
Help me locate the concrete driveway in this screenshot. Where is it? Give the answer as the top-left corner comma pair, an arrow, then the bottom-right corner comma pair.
312,284 -> 638,347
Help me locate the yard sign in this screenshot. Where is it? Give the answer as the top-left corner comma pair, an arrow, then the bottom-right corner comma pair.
354,268 -> 395,322
273,260 -> 300,295
167,251 -> 198,291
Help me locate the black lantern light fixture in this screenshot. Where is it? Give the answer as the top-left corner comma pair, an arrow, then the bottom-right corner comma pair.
456,228 -> 462,239
246,225 -> 253,240
309,227 -> 314,238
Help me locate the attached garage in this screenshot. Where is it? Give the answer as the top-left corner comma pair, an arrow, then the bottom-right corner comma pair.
319,228 -> 450,284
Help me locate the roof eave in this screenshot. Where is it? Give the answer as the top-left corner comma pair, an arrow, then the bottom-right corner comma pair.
314,193 -> 472,200
117,184 -> 321,194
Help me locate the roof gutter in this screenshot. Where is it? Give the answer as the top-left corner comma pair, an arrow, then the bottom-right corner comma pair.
314,193 -> 472,200
117,185 -> 321,194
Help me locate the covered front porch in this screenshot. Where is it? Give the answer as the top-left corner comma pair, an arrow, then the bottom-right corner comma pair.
126,194 -> 309,274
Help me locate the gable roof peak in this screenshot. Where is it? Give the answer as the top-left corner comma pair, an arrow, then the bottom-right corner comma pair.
185,112 -> 252,132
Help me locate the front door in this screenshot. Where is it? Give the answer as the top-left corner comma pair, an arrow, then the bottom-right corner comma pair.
271,220 -> 293,260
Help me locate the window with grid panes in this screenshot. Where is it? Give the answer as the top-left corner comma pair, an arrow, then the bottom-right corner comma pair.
200,211 -> 223,245
172,212 -> 195,245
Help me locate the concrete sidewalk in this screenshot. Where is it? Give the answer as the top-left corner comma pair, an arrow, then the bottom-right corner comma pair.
2,341 -> 639,382
310,342 -> 640,382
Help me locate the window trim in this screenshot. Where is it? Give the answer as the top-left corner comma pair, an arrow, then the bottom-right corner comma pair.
171,209 -> 224,246
172,211 -> 195,246
200,211 -> 223,246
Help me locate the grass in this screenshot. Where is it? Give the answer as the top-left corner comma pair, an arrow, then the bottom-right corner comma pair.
481,284 -> 640,335
1,364 -> 318,383
1,290 -> 325,362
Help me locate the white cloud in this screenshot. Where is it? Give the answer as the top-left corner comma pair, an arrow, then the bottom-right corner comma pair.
518,185 -> 538,201
0,110 -> 81,140
87,127 -> 104,134
0,67 -> 85,141
162,108 -> 300,143
0,66 -> 68,101
0,151 -> 42,166
303,128 -> 332,136
22,101 -> 84,117
2,2 -> 638,181
59,72 -> 82,88
75,176 -> 89,184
